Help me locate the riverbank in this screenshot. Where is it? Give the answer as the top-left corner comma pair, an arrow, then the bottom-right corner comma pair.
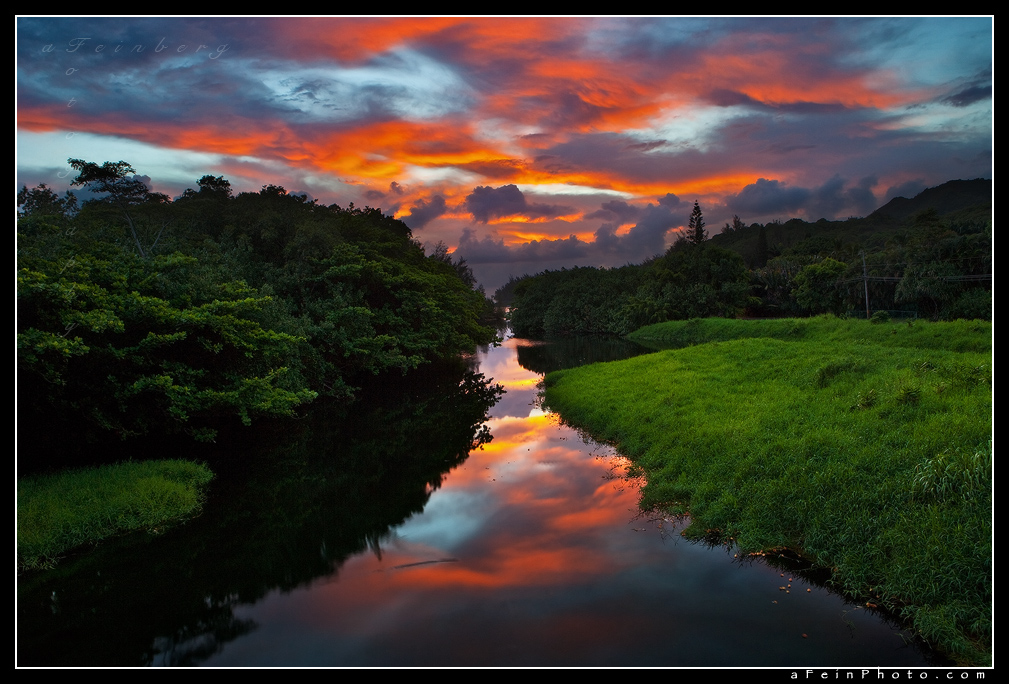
17,459 -> 214,571
543,317 -> 991,665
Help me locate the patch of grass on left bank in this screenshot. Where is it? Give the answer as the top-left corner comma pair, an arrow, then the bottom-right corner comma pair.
17,459 -> 214,571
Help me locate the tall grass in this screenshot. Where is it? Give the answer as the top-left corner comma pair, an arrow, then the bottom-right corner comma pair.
545,317 -> 991,665
629,315 -> 992,354
17,459 -> 214,571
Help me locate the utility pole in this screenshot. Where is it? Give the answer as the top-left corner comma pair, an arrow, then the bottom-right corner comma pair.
861,251 -> 870,319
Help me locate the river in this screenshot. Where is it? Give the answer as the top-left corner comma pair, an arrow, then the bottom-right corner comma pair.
17,334 -> 940,667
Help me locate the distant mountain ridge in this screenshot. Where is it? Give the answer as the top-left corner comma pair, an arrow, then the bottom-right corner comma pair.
707,177 -> 992,271
869,178 -> 991,221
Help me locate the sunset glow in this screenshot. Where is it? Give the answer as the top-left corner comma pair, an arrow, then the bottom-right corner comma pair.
16,17 -> 992,291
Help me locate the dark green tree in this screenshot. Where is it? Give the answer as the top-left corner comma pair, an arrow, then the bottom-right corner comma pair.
687,200 -> 707,245
196,175 -> 232,199
793,257 -> 849,315
721,214 -> 745,234
17,183 -> 78,222
180,175 -> 233,201
68,158 -> 170,258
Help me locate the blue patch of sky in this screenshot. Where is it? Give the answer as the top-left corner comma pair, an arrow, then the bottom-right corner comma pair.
836,17 -> 991,90
18,130 -> 232,195
640,104 -> 744,155
255,48 -> 473,123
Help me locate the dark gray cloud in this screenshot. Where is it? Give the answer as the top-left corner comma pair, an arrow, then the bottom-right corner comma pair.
727,178 -> 811,216
465,184 -> 573,223
624,140 -> 668,153
658,193 -> 681,208
728,175 -> 882,221
844,175 -> 880,217
943,82 -> 992,107
466,185 -> 525,222
401,194 -> 447,229
585,199 -> 641,223
776,100 -> 849,114
807,175 -> 849,220
592,223 -> 621,252
365,181 -> 405,202
623,202 -> 683,255
706,89 -> 761,108
806,174 -> 879,220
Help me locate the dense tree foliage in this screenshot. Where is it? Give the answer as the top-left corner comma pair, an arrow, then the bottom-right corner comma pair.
508,236 -> 751,338
17,183 -> 78,223
741,208 -> 991,319
508,265 -> 648,338
506,183 -> 989,335
17,162 -> 498,451
792,257 -> 850,316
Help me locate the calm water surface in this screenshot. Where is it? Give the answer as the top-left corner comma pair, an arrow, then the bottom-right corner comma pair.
18,335 -> 937,667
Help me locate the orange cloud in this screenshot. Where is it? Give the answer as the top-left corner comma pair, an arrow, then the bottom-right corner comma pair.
19,18 -> 947,228
268,17 -> 468,62
497,229 -> 597,246
682,34 -> 922,110
19,97 -> 782,206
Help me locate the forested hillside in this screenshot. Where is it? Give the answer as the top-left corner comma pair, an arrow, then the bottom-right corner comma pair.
502,179 -> 991,337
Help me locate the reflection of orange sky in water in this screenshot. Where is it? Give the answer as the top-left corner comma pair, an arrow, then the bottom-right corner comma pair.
214,332 -> 929,667
477,338 -> 543,394
297,339 -> 645,622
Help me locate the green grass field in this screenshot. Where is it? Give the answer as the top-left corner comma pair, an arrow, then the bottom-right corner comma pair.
544,316 -> 991,665
17,459 -> 214,571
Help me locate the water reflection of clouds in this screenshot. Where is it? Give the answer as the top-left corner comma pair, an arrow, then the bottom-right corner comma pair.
478,339 -> 544,419
489,391 -> 541,420
207,336 -> 935,667
394,489 -> 490,550
374,345 -> 638,593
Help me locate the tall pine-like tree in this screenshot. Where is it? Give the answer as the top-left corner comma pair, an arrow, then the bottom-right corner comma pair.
687,200 -> 707,245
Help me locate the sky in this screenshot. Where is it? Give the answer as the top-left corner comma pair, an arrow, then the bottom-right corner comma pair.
16,17 -> 993,292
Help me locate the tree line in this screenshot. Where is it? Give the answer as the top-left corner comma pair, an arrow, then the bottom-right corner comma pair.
501,185 -> 991,338
17,160 -> 499,457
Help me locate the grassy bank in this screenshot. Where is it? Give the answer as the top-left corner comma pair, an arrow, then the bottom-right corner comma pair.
544,317 -> 991,665
629,315 -> 992,354
17,459 -> 214,571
